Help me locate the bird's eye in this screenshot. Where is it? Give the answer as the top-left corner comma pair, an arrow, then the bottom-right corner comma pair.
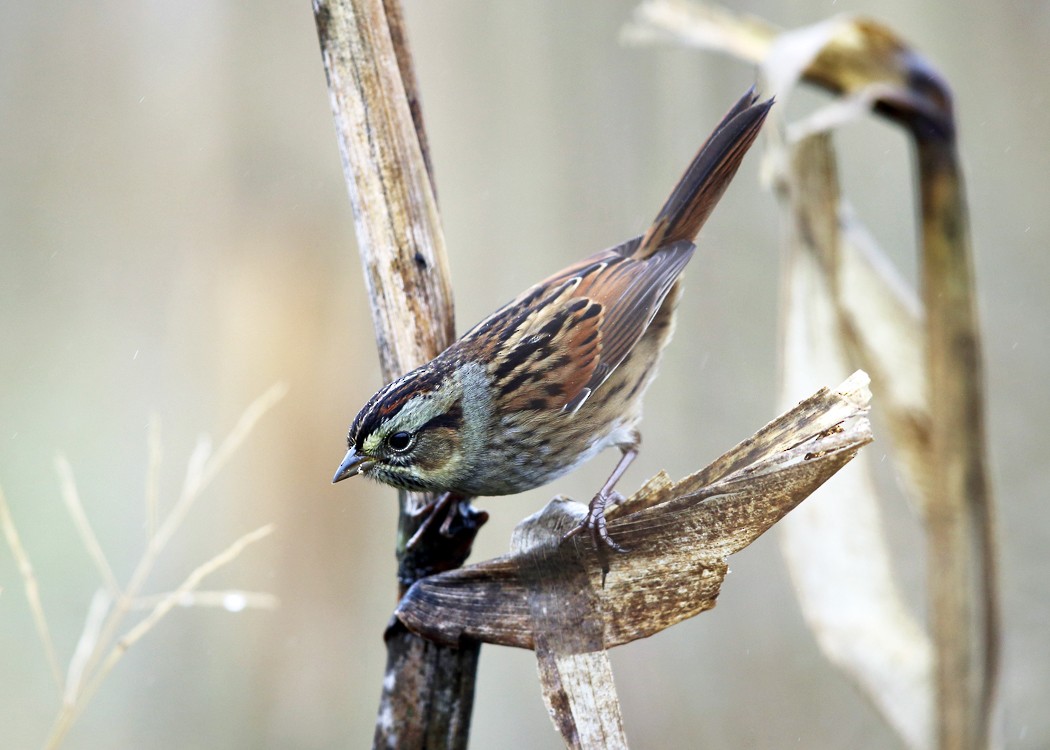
387,431 -> 414,452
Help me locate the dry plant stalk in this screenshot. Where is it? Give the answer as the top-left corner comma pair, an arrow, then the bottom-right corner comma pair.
397,373 -> 872,749
0,484 -> 63,688
313,0 -> 484,748
314,0 -> 453,385
55,457 -> 122,596
1,385 -> 284,749
128,590 -> 279,611
625,4 -> 999,748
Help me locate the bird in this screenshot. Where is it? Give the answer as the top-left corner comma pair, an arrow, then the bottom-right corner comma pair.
333,88 -> 772,576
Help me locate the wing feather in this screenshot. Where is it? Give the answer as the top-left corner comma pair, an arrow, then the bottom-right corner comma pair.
463,240 -> 693,411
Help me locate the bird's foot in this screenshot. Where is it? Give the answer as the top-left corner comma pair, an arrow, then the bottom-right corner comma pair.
399,493 -> 487,585
406,492 -> 458,549
564,490 -> 629,585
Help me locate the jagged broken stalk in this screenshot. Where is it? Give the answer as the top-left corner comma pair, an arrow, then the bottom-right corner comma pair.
313,0 -> 485,748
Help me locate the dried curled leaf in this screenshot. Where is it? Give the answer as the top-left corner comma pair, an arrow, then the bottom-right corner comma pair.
776,133 -> 932,750
627,7 -> 998,748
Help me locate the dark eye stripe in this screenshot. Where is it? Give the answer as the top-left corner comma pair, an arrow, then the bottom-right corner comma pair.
419,401 -> 463,432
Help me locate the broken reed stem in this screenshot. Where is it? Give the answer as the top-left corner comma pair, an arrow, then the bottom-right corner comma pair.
313,0 -> 453,382
379,0 -> 438,199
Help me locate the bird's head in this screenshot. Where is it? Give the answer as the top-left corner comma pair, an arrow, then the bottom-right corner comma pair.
332,360 -> 489,493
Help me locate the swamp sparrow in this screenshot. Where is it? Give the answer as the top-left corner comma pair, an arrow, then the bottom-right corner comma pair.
334,88 -> 771,573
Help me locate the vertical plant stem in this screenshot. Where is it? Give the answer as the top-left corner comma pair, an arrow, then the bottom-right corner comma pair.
0,484 -> 64,690
918,132 -> 999,750
313,1 -> 481,747
312,0 -> 454,380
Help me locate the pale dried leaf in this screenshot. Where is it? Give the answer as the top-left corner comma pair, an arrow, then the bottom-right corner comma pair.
625,4 -> 997,746
784,85 -> 892,142
835,206 -> 931,506
763,16 -> 850,104
622,0 -> 773,64
776,132 -> 932,749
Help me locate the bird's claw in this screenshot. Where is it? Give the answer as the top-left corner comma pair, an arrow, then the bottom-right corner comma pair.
563,490 -> 629,585
405,492 -> 458,549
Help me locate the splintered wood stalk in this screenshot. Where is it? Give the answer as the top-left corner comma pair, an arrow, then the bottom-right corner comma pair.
312,1 -> 483,748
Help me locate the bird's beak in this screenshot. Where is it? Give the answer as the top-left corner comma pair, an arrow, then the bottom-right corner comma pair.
332,447 -> 373,484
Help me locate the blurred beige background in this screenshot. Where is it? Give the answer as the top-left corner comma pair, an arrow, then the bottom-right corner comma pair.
1,1 -> 1046,748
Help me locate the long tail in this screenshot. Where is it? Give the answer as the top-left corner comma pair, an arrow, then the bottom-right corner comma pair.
634,87 -> 773,259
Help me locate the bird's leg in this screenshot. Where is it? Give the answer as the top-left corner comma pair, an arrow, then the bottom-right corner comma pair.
406,491 -> 459,549
564,443 -> 638,582
438,498 -> 466,537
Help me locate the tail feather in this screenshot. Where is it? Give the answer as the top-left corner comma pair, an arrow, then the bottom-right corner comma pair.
635,88 -> 773,258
